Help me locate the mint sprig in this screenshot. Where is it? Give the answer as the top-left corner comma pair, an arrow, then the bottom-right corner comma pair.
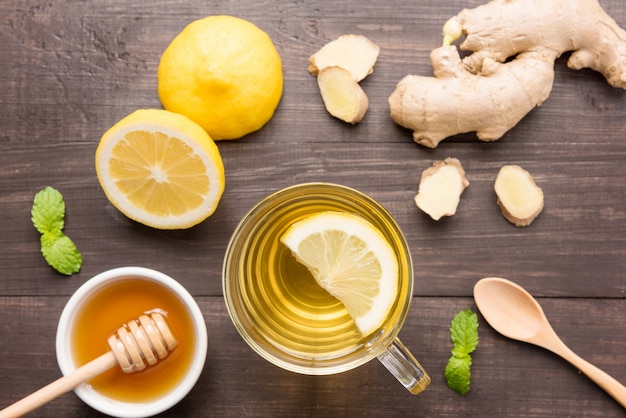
31,187 -> 82,275
445,309 -> 479,395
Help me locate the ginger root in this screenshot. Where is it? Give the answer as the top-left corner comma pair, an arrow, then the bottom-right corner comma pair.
317,66 -> 369,124
454,0 -> 626,88
309,34 -> 379,124
390,0 -> 626,147
415,158 -> 469,221
390,46 -> 556,148
494,165 -> 544,227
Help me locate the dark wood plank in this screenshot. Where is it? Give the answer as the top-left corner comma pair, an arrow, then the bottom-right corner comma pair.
1,296 -> 624,417
2,139 -> 625,297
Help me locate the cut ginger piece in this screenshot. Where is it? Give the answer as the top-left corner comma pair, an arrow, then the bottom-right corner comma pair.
317,66 -> 369,124
494,165 -> 544,227
308,34 -> 380,82
415,158 -> 469,221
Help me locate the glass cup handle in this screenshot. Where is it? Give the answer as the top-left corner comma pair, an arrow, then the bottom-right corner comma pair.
377,337 -> 431,395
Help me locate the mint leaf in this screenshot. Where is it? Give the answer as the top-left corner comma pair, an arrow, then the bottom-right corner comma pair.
445,309 -> 479,395
450,309 -> 479,356
445,355 -> 472,395
32,187 -> 82,275
32,186 -> 66,234
41,233 -> 82,275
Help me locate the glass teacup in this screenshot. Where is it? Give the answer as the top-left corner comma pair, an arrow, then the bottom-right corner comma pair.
223,183 -> 430,394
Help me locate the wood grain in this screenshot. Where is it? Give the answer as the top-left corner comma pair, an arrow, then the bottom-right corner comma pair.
0,296 -> 624,417
1,0 -> 625,416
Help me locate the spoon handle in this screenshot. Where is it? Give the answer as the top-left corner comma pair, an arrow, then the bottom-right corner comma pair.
0,351 -> 117,418
553,340 -> 626,409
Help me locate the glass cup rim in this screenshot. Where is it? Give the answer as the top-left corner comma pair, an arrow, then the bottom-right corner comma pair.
222,182 -> 414,375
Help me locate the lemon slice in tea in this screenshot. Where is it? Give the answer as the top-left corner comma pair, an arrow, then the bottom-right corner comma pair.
280,211 -> 399,336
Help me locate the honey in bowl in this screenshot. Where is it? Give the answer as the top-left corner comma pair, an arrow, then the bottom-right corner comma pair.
71,277 -> 196,402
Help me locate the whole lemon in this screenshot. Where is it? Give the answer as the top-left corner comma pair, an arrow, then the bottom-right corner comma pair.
158,15 -> 283,140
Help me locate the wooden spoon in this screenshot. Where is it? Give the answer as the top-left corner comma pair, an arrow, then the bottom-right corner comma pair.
473,277 -> 626,409
0,311 -> 178,418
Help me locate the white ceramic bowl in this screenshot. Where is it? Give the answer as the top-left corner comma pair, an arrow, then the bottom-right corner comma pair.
56,267 -> 207,417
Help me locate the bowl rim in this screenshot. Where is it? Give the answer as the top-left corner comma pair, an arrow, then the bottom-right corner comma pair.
55,266 -> 208,418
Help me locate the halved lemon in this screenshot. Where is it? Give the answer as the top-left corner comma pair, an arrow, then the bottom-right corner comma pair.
280,211 -> 399,336
95,109 -> 225,229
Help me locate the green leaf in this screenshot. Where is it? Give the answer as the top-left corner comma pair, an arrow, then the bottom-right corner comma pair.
41,233 -> 83,275
450,309 -> 479,356
32,187 -> 83,276
445,355 -> 472,395
32,186 -> 65,234
444,309 -> 479,395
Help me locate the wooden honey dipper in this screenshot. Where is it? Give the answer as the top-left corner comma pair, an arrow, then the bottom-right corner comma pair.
0,312 -> 178,418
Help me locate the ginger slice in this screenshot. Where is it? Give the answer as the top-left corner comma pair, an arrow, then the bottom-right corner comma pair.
415,158 -> 469,221
317,66 -> 369,124
494,165 -> 544,227
308,34 -> 380,82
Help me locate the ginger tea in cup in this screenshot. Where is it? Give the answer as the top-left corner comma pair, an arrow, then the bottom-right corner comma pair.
223,183 -> 430,394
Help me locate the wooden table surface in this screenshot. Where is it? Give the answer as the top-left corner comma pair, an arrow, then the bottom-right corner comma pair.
1,0 -> 625,416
